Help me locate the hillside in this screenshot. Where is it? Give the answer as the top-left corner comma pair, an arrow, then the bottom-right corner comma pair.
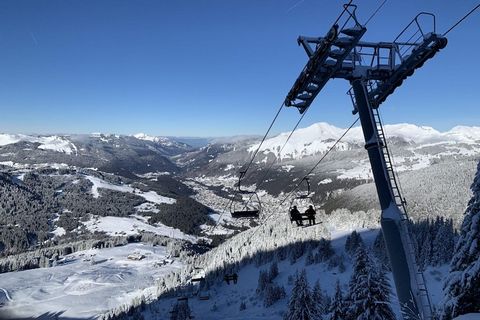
0,122 -> 478,319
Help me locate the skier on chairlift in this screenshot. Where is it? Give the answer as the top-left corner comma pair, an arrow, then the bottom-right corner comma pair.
305,205 -> 316,226
290,205 -> 302,226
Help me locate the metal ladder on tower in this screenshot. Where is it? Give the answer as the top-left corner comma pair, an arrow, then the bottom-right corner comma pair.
372,107 -> 433,319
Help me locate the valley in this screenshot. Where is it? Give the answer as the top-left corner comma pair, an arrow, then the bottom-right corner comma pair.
0,122 -> 478,319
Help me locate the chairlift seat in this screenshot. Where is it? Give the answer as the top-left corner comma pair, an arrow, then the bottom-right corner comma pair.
224,273 -> 238,285
231,210 -> 259,218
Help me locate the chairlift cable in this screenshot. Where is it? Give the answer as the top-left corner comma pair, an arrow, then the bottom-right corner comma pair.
364,0 -> 388,26
209,101 -> 285,233
279,117 -> 359,207
443,3 -> 480,36
242,117 -> 359,245
243,102 -> 285,176
242,105 -> 312,209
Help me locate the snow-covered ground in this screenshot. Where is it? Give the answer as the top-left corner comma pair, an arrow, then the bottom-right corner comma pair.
143,229 -> 450,320
85,175 -> 176,205
0,243 -> 184,319
454,314 -> 480,320
0,134 -> 77,154
82,215 -> 196,242
247,122 -> 480,161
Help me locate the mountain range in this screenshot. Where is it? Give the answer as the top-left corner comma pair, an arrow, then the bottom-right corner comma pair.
0,122 -> 478,319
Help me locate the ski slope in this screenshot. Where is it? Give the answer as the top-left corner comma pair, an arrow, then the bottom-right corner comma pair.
136,229 -> 450,320
0,243 -> 184,319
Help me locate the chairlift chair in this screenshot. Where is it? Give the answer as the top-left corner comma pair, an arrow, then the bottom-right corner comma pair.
191,267 -> 206,283
230,171 -> 262,218
288,178 -> 318,225
198,291 -> 210,300
223,273 -> 238,285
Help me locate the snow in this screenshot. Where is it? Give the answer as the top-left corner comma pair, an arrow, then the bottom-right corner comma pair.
135,172 -> 171,180
319,178 -> 332,185
0,243 -> 184,319
141,190 -> 176,205
37,136 -> 77,155
281,165 -> 295,172
134,133 -> 159,142
336,161 -> 372,180
135,202 -> 160,214
224,164 -> 235,171
84,175 -> 176,205
133,133 -> 176,146
247,122 -> 480,160
454,314 -> 480,320
0,161 -> 71,170
248,122 -> 357,160
447,126 -> 480,142
82,215 -> 196,242
0,134 -> 21,146
0,134 -> 77,154
51,226 -> 66,237
141,228 -> 450,320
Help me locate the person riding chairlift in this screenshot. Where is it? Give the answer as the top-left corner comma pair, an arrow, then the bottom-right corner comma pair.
305,205 -> 316,226
290,205 -> 302,226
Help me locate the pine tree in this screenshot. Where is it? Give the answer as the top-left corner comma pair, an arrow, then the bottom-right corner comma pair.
431,219 -> 455,266
170,300 -> 191,320
284,270 -> 320,320
312,279 -> 328,315
419,230 -> 433,270
345,230 -> 364,256
372,230 -> 390,270
269,261 -> 279,279
328,281 -> 345,320
347,246 -> 395,320
442,161 -> 480,319
257,269 -> 270,294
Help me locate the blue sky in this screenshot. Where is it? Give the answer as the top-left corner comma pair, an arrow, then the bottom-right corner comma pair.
0,0 -> 478,137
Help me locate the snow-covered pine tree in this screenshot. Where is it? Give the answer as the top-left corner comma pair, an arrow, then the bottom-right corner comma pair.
257,269 -> 270,294
345,230 -> 364,256
239,301 -> 246,311
431,218 -> 455,266
269,261 -> 279,279
419,229 -> 433,270
312,279 -> 329,315
284,270 -> 320,320
169,300 -> 191,320
442,161 -> 480,319
346,246 -> 395,320
264,283 -> 286,307
372,229 -> 391,271
328,281 -> 346,320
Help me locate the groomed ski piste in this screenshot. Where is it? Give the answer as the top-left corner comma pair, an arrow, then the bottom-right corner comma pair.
0,243 -> 184,319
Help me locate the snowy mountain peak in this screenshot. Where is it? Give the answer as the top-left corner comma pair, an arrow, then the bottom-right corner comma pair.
248,122 -> 480,160
381,123 -> 442,144
0,133 -> 77,155
133,133 -> 174,145
446,126 -> 480,142
133,133 -> 158,142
